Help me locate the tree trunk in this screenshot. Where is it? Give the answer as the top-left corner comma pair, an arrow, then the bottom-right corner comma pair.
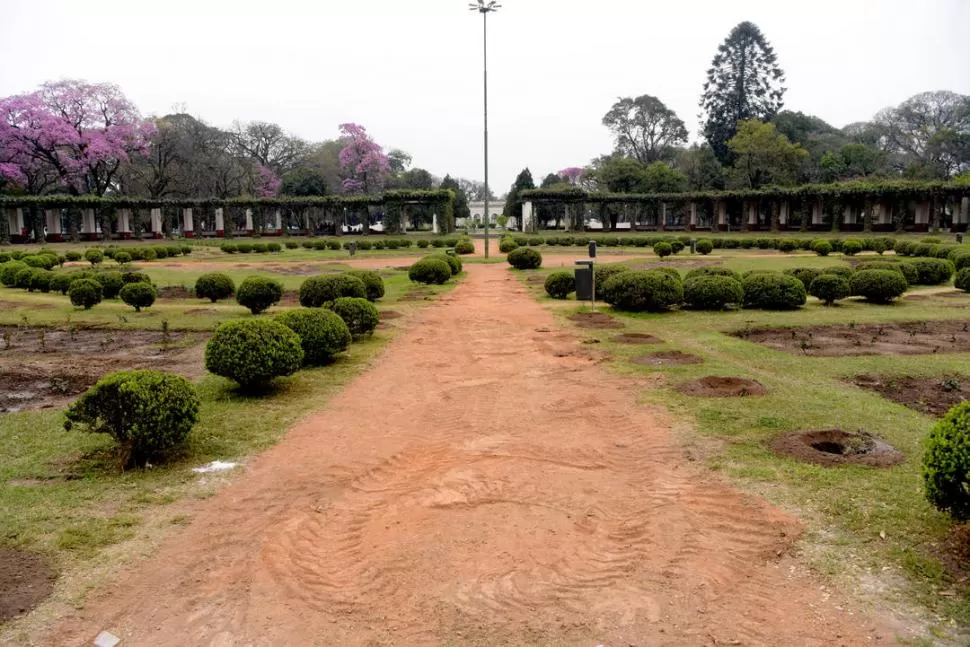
770,201 -> 779,232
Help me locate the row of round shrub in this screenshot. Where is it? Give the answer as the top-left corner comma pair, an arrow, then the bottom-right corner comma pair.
219,241 -> 284,254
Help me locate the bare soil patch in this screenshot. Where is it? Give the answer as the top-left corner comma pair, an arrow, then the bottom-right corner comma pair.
0,300 -> 55,310
157,286 -> 194,300
567,312 -> 625,329
770,429 -> 904,468
612,332 -> 663,344
379,310 -> 403,320
0,547 -> 55,622
48,265 -> 893,646
851,374 -> 969,417
679,376 -> 767,397
183,308 -> 219,316
735,320 -> 970,357
631,351 -> 703,366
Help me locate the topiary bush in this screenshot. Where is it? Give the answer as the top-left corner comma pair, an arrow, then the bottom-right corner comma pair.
251,242 -> 268,254
28,269 -> 53,293
195,273 -> 235,302
820,266 -> 854,279
0,261 -> 27,287
742,272 -> 807,310
235,276 -> 284,314
93,271 -> 125,299
809,274 -> 851,306
416,239 -> 430,249
275,308 -> 351,366
114,251 -> 132,264
345,270 -> 385,302
68,278 -> 103,309
955,268 -> 970,292
670,240 -> 685,254
299,274 -> 367,307
923,402 -> 970,520
49,272 -> 75,295
949,248 -> 970,272
850,269 -> 908,303
907,258 -> 955,285
507,247 -> 542,270
601,270 -> 684,312
811,240 -> 832,257
221,243 -> 238,254
84,249 -> 104,265
841,239 -> 864,256
64,250 -> 82,262
180,245 -> 193,255
653,241 -> 673,259
64,370 -> 200,467
409,258 -> 452,284
22,255 -> 54,269
204,319 -> 303,389
783,267 -> 822,291
499,236 -> 519,253
235,242 -> 253,254
683,275 -> 744,310
778,239 -> 799,253
430,253 -> 462,275
695,239 -> 714,255
594,264 -> 631,293
329,297 -> 380,339
544,271 -> 575,299
455,239 -> 475,255
120,282 -> 157,312
856,261 -> 916,285
685,267 -> 741,282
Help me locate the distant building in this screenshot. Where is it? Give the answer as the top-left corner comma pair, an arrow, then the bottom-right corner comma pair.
464,201 -> 501,227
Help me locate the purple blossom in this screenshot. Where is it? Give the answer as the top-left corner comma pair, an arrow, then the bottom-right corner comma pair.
255,165 -> 281,197
337,122 -> 390,194
558,167 -> 585,184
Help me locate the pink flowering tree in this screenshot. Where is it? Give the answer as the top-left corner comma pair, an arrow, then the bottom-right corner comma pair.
255,165 -> 281,197
337,123 -> 390,195
558,167 -> 585,185
0,80 -> 155,196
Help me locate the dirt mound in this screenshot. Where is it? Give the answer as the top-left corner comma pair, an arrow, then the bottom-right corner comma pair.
631,351 -> 702,366
157,286 -> 194,299
612,332 -> 663,344
851,374 -> 970,417
379,310 -> 403,320
567,312 -> 624,329
679,376 -> 767,397
0,368 -> 96,413
770,429 -> 904,468
0,547 -> 55,622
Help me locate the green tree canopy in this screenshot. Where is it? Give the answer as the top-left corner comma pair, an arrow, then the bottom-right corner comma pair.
503,168 -> 535,222
279,168 -> 328,196
602,95 -> 688,164
727,120 -> 808,189
675,144 -> 726,191
440,175 -> 470,222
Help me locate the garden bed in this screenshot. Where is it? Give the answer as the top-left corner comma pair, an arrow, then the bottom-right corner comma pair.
769,429 -> 904,467
0,547 -> 55,622
678,376 -> 766,397
851,374 -> 970,417
735,320 -> 970,357
631,351 -> 703,366
612,332 -> 663,344
568,312 -> 624,329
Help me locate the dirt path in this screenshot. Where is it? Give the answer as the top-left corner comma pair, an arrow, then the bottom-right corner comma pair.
51,264 -> 895,646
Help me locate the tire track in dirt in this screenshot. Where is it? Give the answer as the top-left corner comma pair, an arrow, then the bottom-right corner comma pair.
49,264 -> 896,647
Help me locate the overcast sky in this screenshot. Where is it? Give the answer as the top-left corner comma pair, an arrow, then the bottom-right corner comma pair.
1,0 -> 968,193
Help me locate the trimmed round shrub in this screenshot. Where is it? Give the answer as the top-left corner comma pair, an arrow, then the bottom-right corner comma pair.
742,272 -> 807,310
653,241 -> 673,259
356,240 -> 373,251
811,240 -> 832,256
122,271 -> 152,284
856,261 -> 916,285
683,275 -> 744,310
652,266 -> 682,283
850,269 -> 908,303
140,247 -> 157,262
416,239 -> 430,249
809,274 -> 851,306
602,270 -> 683,312
28,269 -> 53,293
685,267 -> 741,282
921,236 -> 943,244
326,240 -> 341,250
64,370 -> 200,467
114,251 -> 132,264
409,258 -> 451,284
14,267 -> 34,290
299,274 -> 367,307
62,250 -> 82,262
527,237 -> 543,246
180,245 -> 192,255
841,239 -> 864,256
204,319 -> 303,389
345,270 -> 385,302
778,239 -> 799,253
251,242 -> 268,254
235,243 -> 253,254
221,243 -> 238,254
499,237 -> 519,253
92,271 -> 124,299
955,268 -> 970,292
907,258 -> 955,285
923,402 -> 970,520
275,308 -> 351,366
507,247 -> 542,270
820,266 -> 854,279
235,276 -> 284,314
330,297 -> 380,339
695,239 -> 714,255
195,273 -> 235,303
285,241 -> 299,249
120,282 -> 157,312
84,249 -> 104,265
266,242 -> 282,253
670,240 -> 685,254
23,255 -> 54,269
948,248 -> 970,272
430,253 -> 462,275
544,271 -> 575,299
594,264 -> 631,293
1,261 -> 28,287
49,272 -> 75,295
783,267 -> 822,291
68,278 -> 103,309
455,239 -> 475,255
164,245 -> 180,257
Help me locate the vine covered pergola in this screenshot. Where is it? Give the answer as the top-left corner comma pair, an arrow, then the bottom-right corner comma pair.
519,181 -> 970,234
0,190 -> 455,243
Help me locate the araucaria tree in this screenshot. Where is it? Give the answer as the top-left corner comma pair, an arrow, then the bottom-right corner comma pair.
337,123 -> 390,194
503,168 -> 536,225
602,95 -> 688,164
700,22 -> 786,163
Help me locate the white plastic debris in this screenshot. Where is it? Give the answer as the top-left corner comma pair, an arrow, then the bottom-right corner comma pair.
94,631 -> 121,647
191,460 -> 239,474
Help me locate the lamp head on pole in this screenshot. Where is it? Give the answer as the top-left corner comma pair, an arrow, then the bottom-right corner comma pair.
469,0 -> 500,13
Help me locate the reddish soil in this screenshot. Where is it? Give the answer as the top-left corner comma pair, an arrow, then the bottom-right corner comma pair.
568,311 -> 625,329
631,351 -> 703,366
852,374 -> 970,417
50,265 -> 894,646
770,429 -> 904,468
737,320 -> 970,357
156,286 -> 194,299
379,310 -> 403,320
679,376 -> 768,397
0,547 -> 55,622
612,332 -> 663,344
0,327 -> 205,413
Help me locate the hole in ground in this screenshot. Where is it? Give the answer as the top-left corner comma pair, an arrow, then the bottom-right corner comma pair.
771,429 -> 904,468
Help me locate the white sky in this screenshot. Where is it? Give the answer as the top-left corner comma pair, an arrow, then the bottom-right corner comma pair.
1,0 -> 968,193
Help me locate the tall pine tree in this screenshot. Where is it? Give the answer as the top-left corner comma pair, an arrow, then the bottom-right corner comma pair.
503,168 -> 535,224
440,175 -> 470,222
700,21 -> 786,164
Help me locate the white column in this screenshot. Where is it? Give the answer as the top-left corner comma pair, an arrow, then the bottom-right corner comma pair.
244,209 -> 254,233
432,213 -> 440,234
45,210 -> 61,237
843,206 -> 855,224
117,209 -> 131,235
688,202 -> 697,228
958,197 -> 969,225
717,201 -> 727,228
522,201 -> 533,233
150,208 -> 163,237
916,201 -> 930,225
812,202 -> 823,225
747,203 -> 757,226
81,209 -> 97,236
8,209 -> 24,237
779,201 -> 789,225
215,208 -> 225,234
274,210 -> 282,232
182,208 -> 194,236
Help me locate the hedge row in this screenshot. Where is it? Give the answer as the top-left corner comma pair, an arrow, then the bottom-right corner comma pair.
220,237 -> 469,254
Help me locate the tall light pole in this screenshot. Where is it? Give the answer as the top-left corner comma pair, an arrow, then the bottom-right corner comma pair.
470,0 -> 499,259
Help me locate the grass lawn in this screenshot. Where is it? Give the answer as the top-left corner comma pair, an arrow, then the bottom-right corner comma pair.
520,250 -> 970,637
